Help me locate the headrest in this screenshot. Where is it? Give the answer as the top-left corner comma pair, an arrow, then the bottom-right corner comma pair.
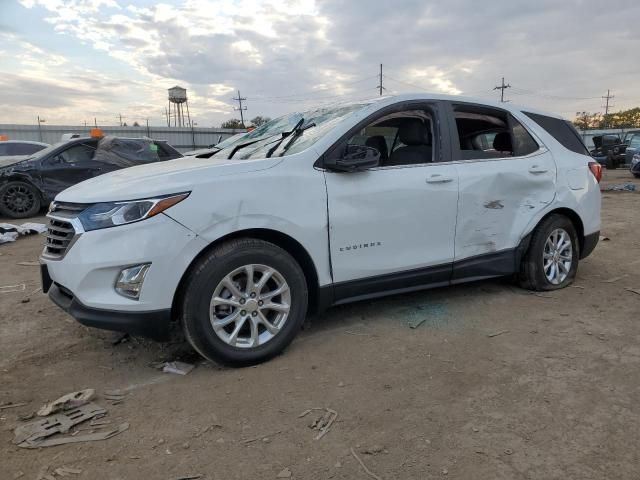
399,119 -> 431,146
365,135 -> 388,159
493,131 -> 513,153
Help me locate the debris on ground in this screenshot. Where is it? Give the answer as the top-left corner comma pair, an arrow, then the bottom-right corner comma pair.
299,407 -> 338,440
16,261 -> 40,266
0,283 -> 26,294
162,361 -> 195,375
13,401 -> 130,448
173,475 -> 203,480
626,288 -> 640,296
487,330 -> 509,338
599,235 -> 611,241
37,389 -> 95,416
351,447 -> 382,480
361,444 -> 387,455
0,401 -> 28,410
276,467 -> 292,478
601,183 -> 637,192
0,223 -> 47,244
401,303 -> 448,329
603,274 -> 628,283
242,430 -> 282,445
103,390 -> 127,404
408,318 -> 426,329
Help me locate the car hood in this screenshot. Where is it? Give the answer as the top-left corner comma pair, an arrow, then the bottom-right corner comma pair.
0,155 -> 31,168
56,155 -> 282,203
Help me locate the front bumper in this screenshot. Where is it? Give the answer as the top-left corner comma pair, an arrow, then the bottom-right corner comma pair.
48,283 -> 171,340
40,212 -> 209,337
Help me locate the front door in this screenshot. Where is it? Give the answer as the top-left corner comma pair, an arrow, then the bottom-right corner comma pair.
323,103 -> 459,301
39,140 -> 101,199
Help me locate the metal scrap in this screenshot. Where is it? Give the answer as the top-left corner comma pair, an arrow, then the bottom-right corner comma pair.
162,361 -> 195,375
37,389 -> 95,417
13,403 -> 106,447
299,407 -> 338,440
0,402 -> 28,410
0,284 -> 26,294
487,330 -> 509,338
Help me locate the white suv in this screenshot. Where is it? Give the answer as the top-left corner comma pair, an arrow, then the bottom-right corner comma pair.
40,94 -> 602,366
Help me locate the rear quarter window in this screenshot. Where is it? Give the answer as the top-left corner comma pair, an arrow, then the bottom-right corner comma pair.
523,112 -> 590,156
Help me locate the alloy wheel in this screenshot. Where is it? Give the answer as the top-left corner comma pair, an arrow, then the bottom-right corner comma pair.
209,264 -> 291,348
543,228 -> 573,285
2,184 -> 35,215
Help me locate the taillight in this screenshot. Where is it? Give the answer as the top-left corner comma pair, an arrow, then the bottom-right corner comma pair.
588,161 -> 602,183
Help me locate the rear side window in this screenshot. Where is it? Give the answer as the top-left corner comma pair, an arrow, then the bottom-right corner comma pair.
523,112 -> 590,155
10,143 -> 45,155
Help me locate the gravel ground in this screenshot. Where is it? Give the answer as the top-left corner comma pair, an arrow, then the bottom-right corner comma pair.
1,169 -> 639,480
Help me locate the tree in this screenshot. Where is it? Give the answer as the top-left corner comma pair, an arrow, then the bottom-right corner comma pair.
122,122 -> 128,127
574,112 -> 602,130
221,119 -> 245,129
249,116 -> 271,127
133,121 -> 141,127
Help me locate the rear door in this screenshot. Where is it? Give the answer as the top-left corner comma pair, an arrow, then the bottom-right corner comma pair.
444,102 -> 557,280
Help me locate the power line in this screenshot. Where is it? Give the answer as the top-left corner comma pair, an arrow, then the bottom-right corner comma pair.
494,77 -> 511,103
233,90 -> 247,127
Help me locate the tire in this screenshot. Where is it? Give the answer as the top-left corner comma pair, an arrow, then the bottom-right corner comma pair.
0,181 -> 41,219
634,173 -> 640,179
519,214 -> 579,291
181,238 -> 308,367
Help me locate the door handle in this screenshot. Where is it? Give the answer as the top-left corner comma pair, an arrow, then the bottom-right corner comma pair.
426,174 -> 453,184
528,165 -> 548,174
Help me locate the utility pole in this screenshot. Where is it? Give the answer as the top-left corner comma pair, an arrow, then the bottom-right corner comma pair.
494,77 -> 511,102
37,116 -> 45,142
118,114 -> 123,127
233,90 -> 247,128
602,89 -> 614,127
377,64 -> 385,96
146,118 -> 150,137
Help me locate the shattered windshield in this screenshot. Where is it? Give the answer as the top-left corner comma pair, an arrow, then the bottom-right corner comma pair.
216,102 -> 372,160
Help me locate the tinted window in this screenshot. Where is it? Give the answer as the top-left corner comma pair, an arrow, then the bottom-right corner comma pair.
523,112 -> 590,155
156,143 -> 182,160
452,105 -> 538,159
58,143 -> 97,163
511,120 -> 539,156
629,135 -> 640,149
10,143 -> 45,155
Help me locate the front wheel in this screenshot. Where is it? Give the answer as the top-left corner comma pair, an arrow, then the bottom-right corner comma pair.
0,181 -> 41,218
181,238 -> 308,366
519,215 -> 579,291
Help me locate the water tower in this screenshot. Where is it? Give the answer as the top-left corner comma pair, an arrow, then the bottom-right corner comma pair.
167,86 -> 191,127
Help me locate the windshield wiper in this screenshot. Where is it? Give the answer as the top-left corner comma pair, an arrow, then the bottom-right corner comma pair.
227,133 -> 282,159
280,121 -> 316,156
265,118 -> 305,158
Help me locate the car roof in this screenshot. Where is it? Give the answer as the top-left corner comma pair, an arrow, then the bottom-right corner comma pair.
361,93 -> 567,121
0,140 -> 50,146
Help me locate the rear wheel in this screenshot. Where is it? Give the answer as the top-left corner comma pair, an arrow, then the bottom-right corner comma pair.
519,215 -> 579,291
0,181 -> 41,218
181,238 -> 308,366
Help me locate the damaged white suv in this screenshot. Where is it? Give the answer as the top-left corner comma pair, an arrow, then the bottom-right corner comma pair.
40,94 -> 601,366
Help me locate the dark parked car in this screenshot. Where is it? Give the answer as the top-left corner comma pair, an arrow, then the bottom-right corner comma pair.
624,133 -> 640,166
0,136 -> 182,218
590,134 -> 627,169
0,140 -> 49,157
631,152 -> 640,178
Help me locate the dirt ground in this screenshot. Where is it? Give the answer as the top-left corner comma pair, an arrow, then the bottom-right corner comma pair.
1,169 -> 639,480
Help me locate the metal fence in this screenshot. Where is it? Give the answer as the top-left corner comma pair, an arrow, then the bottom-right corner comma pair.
0,124 -> 245,152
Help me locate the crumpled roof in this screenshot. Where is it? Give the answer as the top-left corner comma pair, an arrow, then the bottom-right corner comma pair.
93,136 -> 160,167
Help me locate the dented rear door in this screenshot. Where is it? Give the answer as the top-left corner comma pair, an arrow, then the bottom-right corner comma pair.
445,103 -> 557,277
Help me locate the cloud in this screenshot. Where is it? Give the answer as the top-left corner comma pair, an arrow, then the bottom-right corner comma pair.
4,0 -> 640,126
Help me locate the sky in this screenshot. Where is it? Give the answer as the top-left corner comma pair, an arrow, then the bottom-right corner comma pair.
0,0 -> 639,127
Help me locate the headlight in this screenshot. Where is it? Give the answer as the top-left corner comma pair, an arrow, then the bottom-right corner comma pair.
78,192 -> 189,231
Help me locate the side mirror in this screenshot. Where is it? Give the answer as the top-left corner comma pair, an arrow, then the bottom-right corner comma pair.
326,144 -> 380,172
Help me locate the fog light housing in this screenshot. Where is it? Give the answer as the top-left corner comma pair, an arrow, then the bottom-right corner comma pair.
115,264 -> 150,300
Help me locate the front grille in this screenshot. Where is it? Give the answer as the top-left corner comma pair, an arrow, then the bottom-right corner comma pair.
44,218 -> 76,258
49,201 -> 88,218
